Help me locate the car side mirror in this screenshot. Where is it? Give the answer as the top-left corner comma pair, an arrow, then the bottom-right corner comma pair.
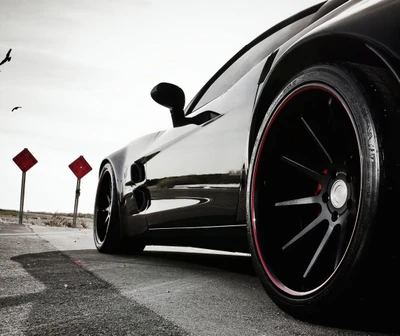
151,82 -> 186,127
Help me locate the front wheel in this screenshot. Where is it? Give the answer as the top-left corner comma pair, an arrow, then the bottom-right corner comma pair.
93,163 -> 145,254
247,62 -> 400,316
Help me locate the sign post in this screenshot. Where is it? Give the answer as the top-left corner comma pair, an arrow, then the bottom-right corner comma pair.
68,156 -> 92,227
12,148 -> 38,224
19,172 -> 26,225
72,178 -> 81,228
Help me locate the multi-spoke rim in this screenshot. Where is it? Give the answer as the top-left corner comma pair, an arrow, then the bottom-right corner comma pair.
95,171 -> 113,244
251,84 -> 362,296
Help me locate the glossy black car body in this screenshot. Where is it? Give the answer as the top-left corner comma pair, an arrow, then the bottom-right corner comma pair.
94,0 -> 400,317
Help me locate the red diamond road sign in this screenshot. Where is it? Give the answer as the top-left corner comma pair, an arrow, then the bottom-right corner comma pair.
69,156 -> 92,179
13,148 -> 38,173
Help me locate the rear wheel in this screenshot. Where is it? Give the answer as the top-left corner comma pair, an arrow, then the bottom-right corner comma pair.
94,163 -> 145,254
247,62 -> 400,316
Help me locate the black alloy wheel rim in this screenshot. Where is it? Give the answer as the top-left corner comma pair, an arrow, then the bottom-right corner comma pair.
251,84 -> 362,296
95,171 -> 113,243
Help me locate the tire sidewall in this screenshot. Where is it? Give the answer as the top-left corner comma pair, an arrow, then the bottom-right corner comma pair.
247,64 -> 381,311
93,163 -> 120,251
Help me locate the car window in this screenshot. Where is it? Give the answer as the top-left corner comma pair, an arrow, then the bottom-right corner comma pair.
188,13 -> 313,113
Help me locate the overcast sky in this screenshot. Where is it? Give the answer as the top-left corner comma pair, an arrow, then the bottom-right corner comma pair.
0,0 -> 321,214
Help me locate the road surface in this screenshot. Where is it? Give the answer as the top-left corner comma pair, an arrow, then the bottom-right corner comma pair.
0,221 -> 398,335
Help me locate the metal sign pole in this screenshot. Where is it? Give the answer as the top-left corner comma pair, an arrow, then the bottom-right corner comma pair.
72,178 -> 81,228
18,172 -> 26,225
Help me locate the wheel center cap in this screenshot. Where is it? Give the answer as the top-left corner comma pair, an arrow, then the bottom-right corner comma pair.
330,179 -> 348,209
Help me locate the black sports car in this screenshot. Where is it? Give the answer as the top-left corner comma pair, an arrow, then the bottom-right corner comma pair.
94,0 -> 400,317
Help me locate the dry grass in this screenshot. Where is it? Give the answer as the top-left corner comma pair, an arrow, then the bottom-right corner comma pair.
45,214 -> 72,227
0,209 -> 18,217
45,213 -> 92,228
0,209 -> 93,228
28,210 -> 93,219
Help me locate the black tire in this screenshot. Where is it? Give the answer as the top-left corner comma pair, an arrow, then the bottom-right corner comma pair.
247,62 -> 400,317
94,163 -> 145,255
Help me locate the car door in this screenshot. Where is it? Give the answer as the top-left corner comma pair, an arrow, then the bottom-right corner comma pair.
143,12 -> 314,229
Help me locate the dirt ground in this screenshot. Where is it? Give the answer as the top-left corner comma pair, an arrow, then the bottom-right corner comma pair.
0,211 -> 93,229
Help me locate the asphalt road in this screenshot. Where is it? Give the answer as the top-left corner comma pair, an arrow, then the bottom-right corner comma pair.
0,222 -> 398,336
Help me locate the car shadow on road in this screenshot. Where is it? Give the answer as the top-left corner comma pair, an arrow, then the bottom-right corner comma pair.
308,285 -> 400,336
138,249 -> 400,335
7,251 -> 188,336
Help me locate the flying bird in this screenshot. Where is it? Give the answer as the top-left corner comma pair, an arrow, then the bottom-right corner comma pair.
11,106 -> 22,112
0,49 -> 12,66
